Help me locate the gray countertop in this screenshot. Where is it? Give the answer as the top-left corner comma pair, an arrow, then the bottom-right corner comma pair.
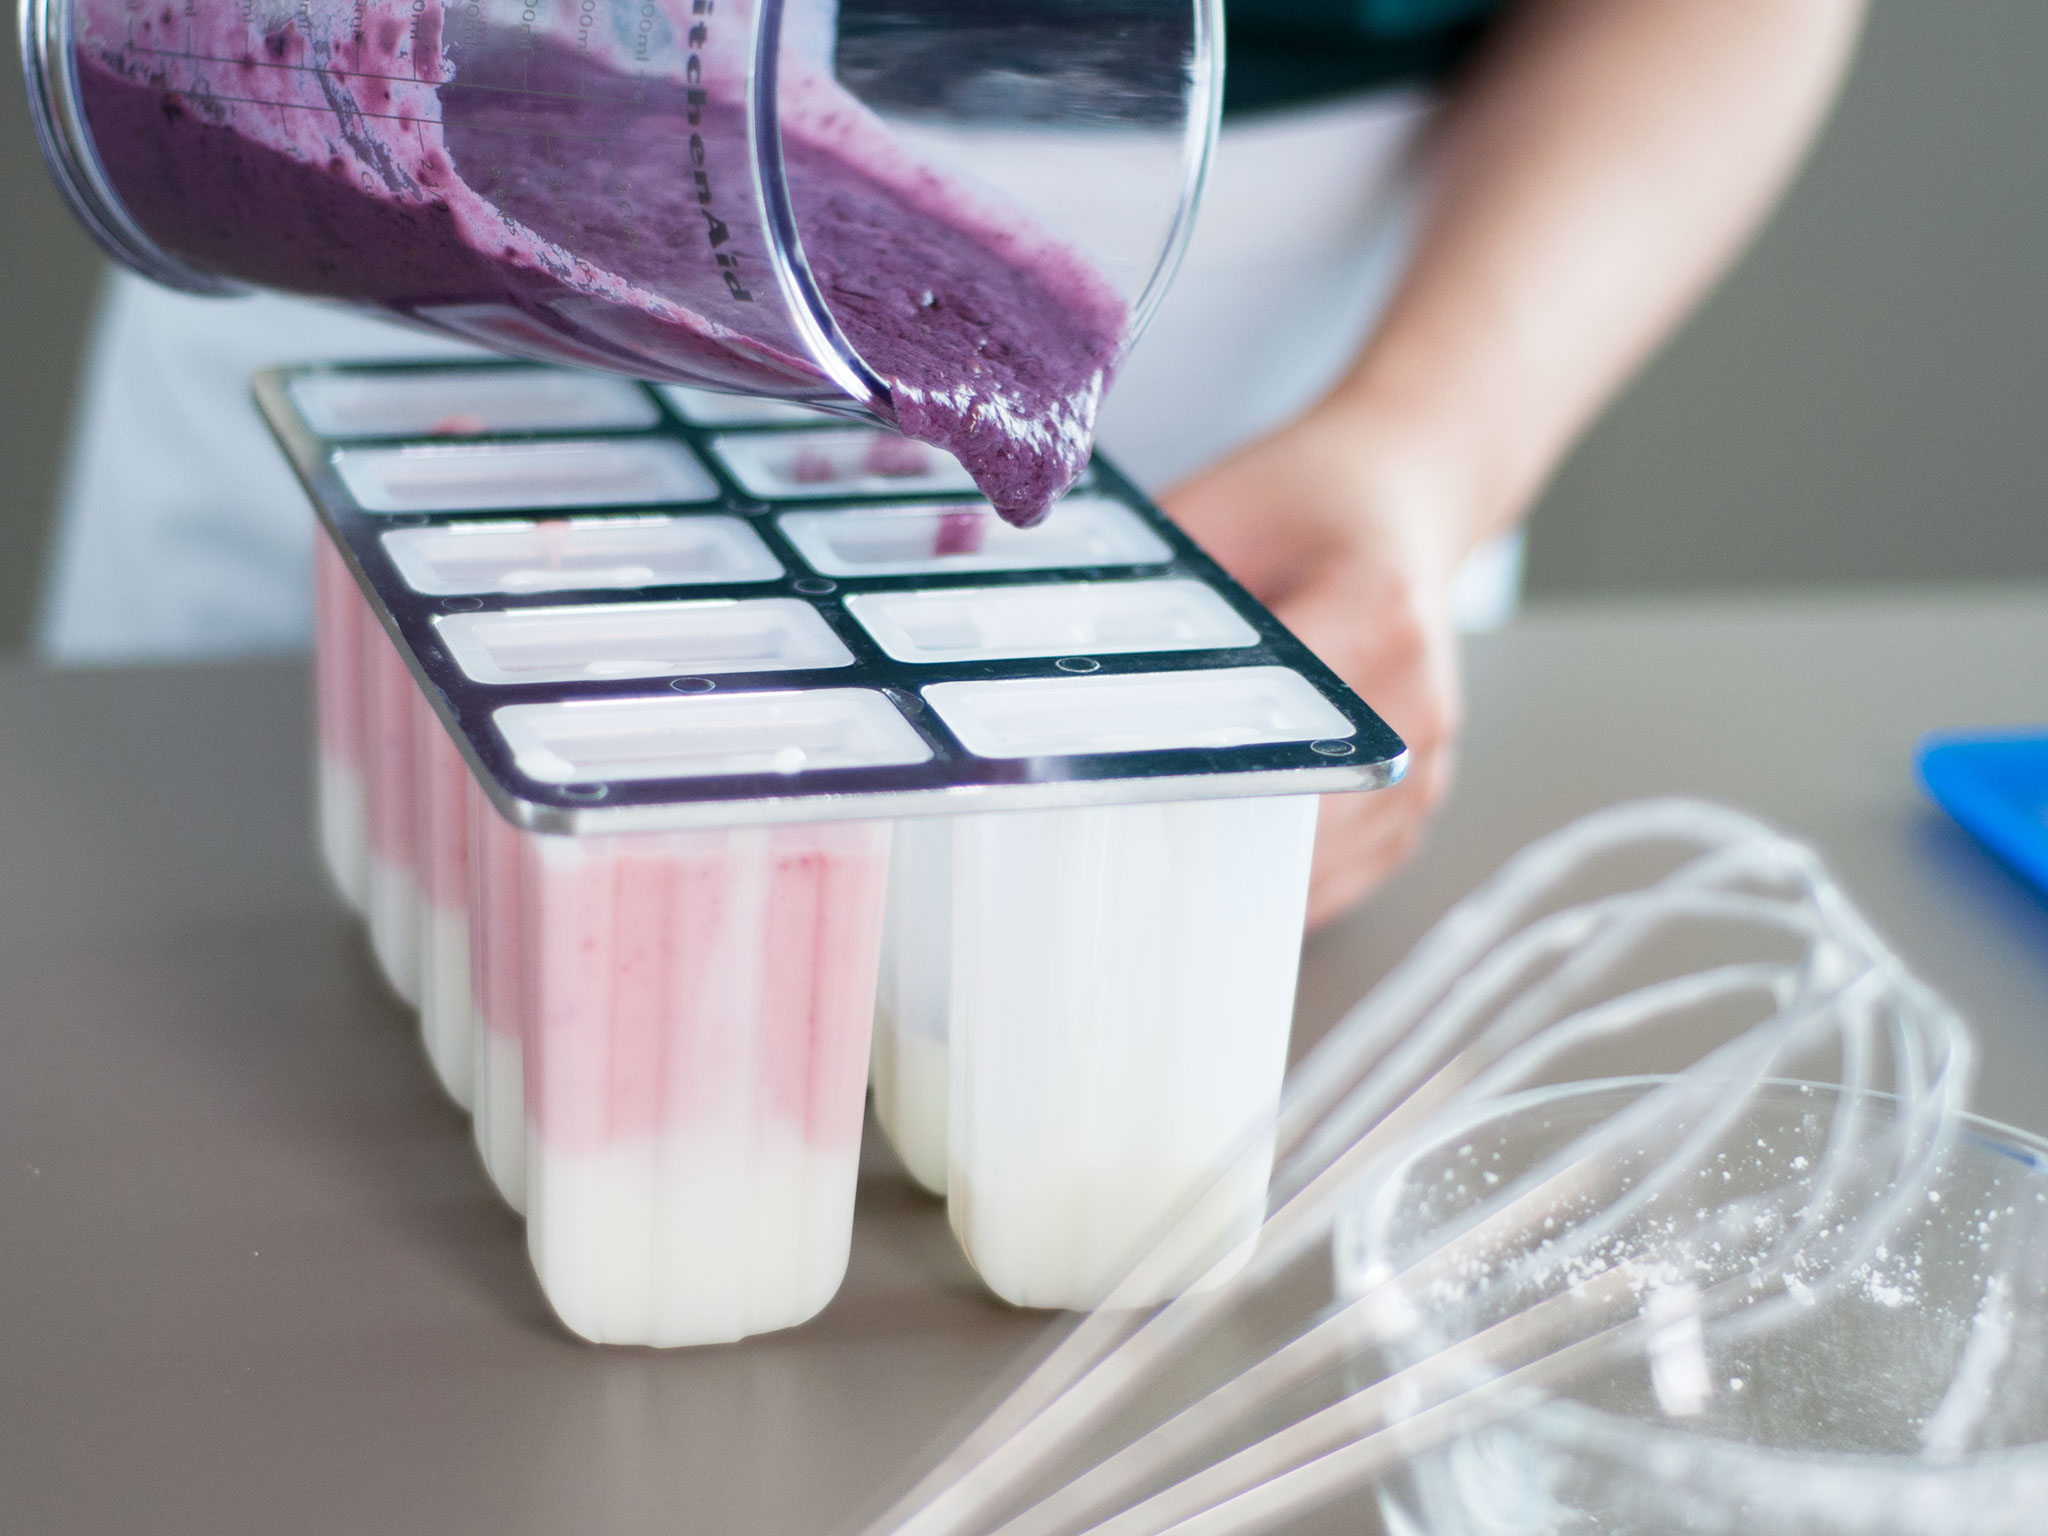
5,589 -> 2046,1534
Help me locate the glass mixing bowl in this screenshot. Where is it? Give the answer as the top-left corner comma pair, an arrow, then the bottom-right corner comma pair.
1343,1078 -> 2048,1536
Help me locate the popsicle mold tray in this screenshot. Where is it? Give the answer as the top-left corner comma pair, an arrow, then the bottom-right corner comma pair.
263,361 -> 1405,1346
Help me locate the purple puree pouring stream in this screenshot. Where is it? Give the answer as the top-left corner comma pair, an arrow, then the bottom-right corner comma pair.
71,0 -> 1126,524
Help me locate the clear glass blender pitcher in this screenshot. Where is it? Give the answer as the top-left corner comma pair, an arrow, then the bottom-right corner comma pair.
19,0 -> 1221,521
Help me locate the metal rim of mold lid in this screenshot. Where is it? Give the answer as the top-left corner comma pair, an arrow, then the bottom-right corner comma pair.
1311,739 -> 1358,757
669,677 -> 717,694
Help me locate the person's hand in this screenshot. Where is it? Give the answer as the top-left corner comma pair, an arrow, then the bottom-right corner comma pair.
1160,403 -> 1471,928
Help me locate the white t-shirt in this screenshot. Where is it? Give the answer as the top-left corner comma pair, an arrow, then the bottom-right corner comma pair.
37,89 -> 1518,663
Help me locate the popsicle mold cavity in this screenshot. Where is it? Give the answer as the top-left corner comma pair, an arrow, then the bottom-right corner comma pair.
381,515 -> 782,597
777,496 -> 1172,578
69,0 -> 1127,522
871,815 -> 956,1195
466,776 -> 529,1212
658,386 -> 839,428
435,599 -> 853,686
334,439 -> 719,515
847,578 -> 1258,666
709,428 -> 978,501
363,616 -> 421,1004
313,532 -> 370,911
414,696 -> 474,1107
493,690 -> 933,786
290,367 -> 660,439
520,820 -> 892,1344
939,796 -> 1318,1309
925,666 -> 1354,759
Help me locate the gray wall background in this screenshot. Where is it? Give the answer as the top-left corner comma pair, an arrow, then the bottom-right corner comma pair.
2,0 -> 2043,654
1524,0 -> 2048,596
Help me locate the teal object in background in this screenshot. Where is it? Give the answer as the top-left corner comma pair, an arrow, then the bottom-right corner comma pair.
1240,0 -> 1503,37
1225,0 -> 1509,115
1361,0 -> 1501,29
1917,731 -> 2048,904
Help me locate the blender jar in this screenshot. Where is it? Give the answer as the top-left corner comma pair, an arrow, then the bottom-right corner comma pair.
19,0 -> 1221,520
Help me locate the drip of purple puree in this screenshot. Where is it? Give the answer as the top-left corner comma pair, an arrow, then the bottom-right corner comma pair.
72,11 -> 1122,525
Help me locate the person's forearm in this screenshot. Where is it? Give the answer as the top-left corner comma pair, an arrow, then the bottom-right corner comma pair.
1326,0 -> 1867,557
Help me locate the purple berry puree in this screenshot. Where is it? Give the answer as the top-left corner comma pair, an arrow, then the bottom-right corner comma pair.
69,3 -> 1124,524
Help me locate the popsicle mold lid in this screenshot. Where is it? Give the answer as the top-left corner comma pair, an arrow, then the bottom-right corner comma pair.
257,360 -> 1406,833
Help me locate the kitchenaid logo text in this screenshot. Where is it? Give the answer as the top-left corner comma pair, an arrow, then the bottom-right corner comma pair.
642,0 -> 751,301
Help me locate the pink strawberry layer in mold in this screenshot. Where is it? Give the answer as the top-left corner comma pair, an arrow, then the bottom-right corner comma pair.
313,533 -> 372,909
521,822 -> 890,1158
362,612 -> 421,1002
466,775 -> 529,1210
313,534 -> 366,780
413,698 -> 470,914
413,690 -> 475,1104
468,781 -> 527,1057
364,624 -> 417,873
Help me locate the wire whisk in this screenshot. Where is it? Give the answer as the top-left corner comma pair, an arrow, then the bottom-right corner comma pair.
857,799 -> 1973,1536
